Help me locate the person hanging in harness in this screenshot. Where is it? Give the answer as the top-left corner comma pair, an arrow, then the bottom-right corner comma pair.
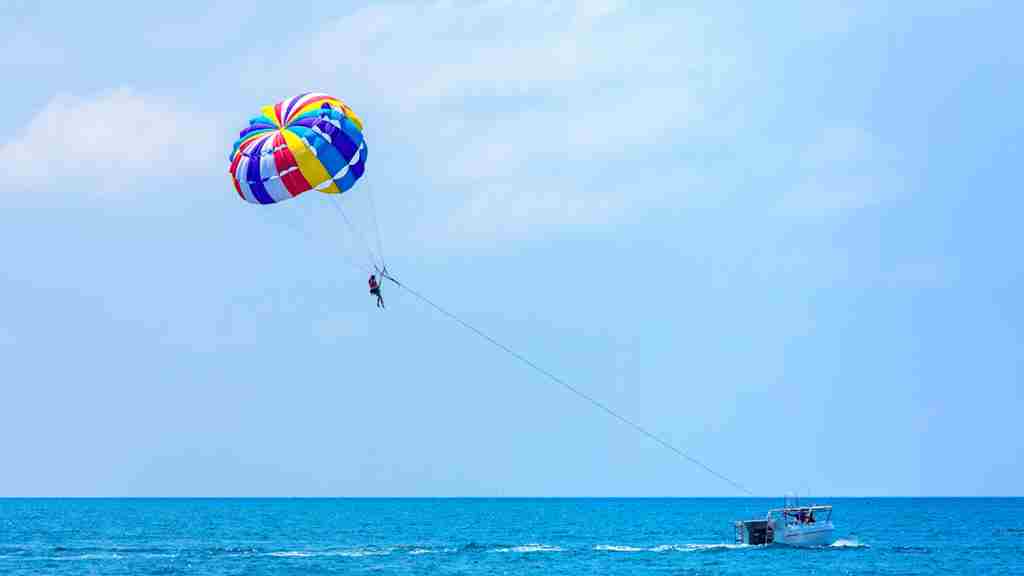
368,273 -> 384,309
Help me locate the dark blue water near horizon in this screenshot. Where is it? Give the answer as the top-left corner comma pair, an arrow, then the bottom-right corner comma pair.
1,498 -> 1021,575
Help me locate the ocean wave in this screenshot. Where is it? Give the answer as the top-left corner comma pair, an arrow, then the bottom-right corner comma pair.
651,543 -> 749,553
330,549 -> 391,558
459,542 -> 561,554
594,544 -> 646,552
267,551 -> 312,558
459,542 -> 490,553
830,539 -> 869,549
513,543 -> 755,554
207,545 -> 261,557
390,544 -> 449,554
494,544 -> 564,553
266,548 -> 391,559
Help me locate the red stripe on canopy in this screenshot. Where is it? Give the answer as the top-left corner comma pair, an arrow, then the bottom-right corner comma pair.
272,133 -> 309,197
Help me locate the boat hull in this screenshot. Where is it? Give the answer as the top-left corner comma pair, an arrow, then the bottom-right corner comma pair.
771,521 -> 835,547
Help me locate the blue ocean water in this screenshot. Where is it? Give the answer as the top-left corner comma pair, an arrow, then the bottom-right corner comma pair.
0,498 -> 1021,575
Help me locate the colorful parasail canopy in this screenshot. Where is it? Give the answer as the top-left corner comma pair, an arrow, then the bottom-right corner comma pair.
229,92 -> 367,204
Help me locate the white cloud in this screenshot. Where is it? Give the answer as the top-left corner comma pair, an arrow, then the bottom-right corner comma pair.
246,2 -> 733,244
0,88 -> 220,198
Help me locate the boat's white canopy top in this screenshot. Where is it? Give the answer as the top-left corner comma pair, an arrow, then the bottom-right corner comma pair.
769,505 -> 833,514
767,505 -> 833,523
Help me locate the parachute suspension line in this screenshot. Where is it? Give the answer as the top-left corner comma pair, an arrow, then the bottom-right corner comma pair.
328,194 -> 381,273
383,275 -> 755,496
314,219 -> 374,276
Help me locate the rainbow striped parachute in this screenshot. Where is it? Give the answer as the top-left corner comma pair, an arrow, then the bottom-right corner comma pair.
229,93 -> 367,204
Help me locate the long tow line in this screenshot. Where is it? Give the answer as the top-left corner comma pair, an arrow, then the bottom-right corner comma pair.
381,271 -> 754,496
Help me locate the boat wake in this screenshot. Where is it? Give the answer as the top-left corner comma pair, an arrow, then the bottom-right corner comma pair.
596,543 -> 751,553
830,539 -> 869,549
10,539 -> 869,563
494,544 -> 564,553
261,542 -> 750,558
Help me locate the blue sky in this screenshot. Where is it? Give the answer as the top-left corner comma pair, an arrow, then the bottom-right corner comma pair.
1,1 -> 1021,497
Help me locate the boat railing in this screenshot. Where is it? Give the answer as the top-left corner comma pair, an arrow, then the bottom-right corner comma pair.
768,505 -> 833,526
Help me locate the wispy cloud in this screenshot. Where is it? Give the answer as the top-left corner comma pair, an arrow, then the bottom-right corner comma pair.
247,2 -> 736,244
0,88 -> 220,199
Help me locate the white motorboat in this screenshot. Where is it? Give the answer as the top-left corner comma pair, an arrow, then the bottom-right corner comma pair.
735,497 -> 835,547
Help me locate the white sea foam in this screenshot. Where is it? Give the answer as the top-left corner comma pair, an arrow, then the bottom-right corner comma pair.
651,543 -> 748,552
495,544 -> 564,553
329,549 -> 390,557
268,548 -> 391,558
830,538 -> 869,549
594,545 -> 646,552
591,543 -> 752,553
